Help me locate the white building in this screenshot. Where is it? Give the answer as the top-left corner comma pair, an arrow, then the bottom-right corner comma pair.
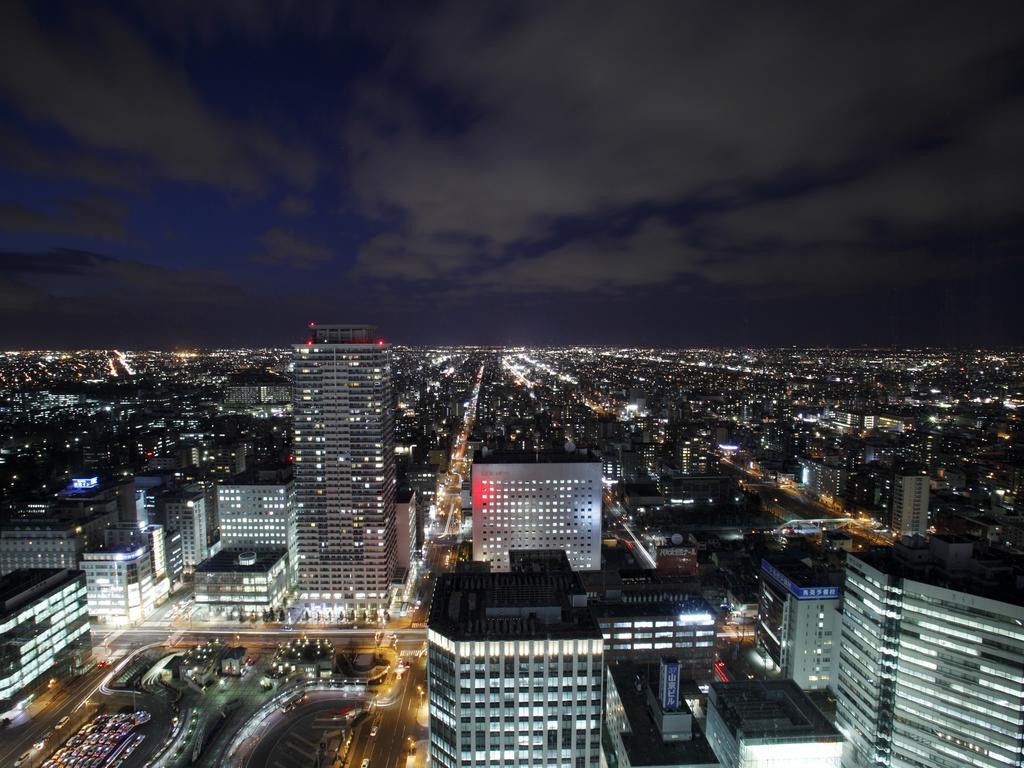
837,535 -> 1024,768
706,680 -> 842,768
472,449 -> 602,571
757,558 -> 842,691
427,551 -> 603,768
217,470 -> 297,584
292,323 -> 397,616
80,546 -> 169,625
890,472 -> 929,537
160,487 -> 212,572
0,569 -> 90,709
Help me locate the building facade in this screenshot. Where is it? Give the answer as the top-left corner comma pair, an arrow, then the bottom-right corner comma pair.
756,558 -> 842,690
0,569 -> 90,709
80,546 -> 167,624
890,472 -> 930,538
837,536 -> 1024,768
193,549 -> 289,617
160,487 -> 212,572
427,551 -> 604,768
471,449 -> 602,571
292,323 -> 397,616
217,470 -> 297,584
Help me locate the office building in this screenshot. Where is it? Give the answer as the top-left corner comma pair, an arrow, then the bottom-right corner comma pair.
80,545 -> 168,624
837,535 -> 1024,768
103,523 -> 170,583
891,471 -> 930,538
605,658 -> 720,768
595,598 -> 718,680
471,449 -> 602,571
0,569 -> 90,709
55,475 -> 137,524
706,680 -> 842,768
217,468 -> 297,584
756,558 -> 842,690
0,508 -> 117,575
292,323 -> 398,616
159,486 -> 213,572
224,370 -> 291,408
427,550 -> 603,768
193,549 -> 289,617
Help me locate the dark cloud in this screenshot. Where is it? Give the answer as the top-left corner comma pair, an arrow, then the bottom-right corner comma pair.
0,1 -> 316,194
0,2 -> 1022,347
252,228 -> 334,270
348,1 -> 1024,300
280,196 -> 313,216
0,196 -> 129,241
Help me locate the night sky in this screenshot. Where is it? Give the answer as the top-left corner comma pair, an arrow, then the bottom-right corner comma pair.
1,1 -> 1023,349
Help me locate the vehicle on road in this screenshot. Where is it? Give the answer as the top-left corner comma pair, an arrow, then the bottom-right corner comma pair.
56,715 -> 70,729
361,760 -> 370,768
369,724 -> 378,737
15,751 -> 32,767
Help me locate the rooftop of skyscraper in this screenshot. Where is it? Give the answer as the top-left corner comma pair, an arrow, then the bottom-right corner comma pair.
853,535 -> 1024,606
428,549 -> 602,640
708,680 -> 841,744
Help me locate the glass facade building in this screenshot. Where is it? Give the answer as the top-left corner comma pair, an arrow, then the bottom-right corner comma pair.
0,569 -> 90,709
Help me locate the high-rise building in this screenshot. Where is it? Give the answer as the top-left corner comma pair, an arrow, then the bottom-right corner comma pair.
837,535 -> 1024,768
757,558 -> 842,691
471,449 -> 602,571
394,489 -> 418,572
159,486 -> 214,572
292,323 -> 397,617
705,680 -> 842,768
427,550 -> 604,768
217,468 -> 297,585
890,471 -> 929,537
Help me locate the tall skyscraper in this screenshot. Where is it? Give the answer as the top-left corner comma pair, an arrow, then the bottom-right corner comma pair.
837,535 -> 1024,768
890,470 -> 930,537
427,550 -> 604,768
292,323 -> 397,618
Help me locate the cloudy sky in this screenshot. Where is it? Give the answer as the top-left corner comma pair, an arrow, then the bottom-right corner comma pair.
1,1 -> 1023,348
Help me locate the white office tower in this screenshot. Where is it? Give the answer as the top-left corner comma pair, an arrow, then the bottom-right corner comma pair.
837,535 -> 1024,768
757,558 -> 842,691
292,323 -> 397,617
472,449 -> 602,571
161,486 -> 211,572
891,472 -> 930,537
427,550 -> 603,768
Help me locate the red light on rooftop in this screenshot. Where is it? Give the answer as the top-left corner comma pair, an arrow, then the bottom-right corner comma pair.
308,321 -> 316,327
306,339 -> 313,346
288,455 -> 295,462
377,339 -> 385,346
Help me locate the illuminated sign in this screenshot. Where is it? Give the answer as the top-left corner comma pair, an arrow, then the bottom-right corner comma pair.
761,559 -> 840,600
70,477 -> 99,490
660,659 -> 680,711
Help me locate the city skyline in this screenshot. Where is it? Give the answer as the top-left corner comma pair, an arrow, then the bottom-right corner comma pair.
2,2 -> 1024,348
